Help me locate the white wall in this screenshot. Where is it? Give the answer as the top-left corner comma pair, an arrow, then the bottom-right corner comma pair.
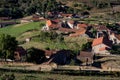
92,44 -> 110,54
67,22 -> 74,29
110,35 -> 120,44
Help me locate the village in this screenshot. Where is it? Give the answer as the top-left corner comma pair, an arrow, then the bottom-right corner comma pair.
0,0 -> 120,79
0,11 -> 120,72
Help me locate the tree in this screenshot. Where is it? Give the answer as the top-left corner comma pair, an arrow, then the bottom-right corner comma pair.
1,73 -> 15,80
91,28 -> 97,38
26,47 -> 46,64
110,45 -> 120,54
0,34 -> 18,61
81,42 -> 92,51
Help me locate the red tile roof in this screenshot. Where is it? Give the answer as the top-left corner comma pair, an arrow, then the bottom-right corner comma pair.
46,20 -> 60,29
47,20 -> 52,27
77,23 -> 88,29
69,29 -> 86,37
92,37 -> 112,47
92,37 -> 104,46
58,27 -> 77,33
61,13 -> 73,17
93,25 -> 108,31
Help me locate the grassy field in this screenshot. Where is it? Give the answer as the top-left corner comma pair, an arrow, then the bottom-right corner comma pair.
0,22 -> 44,37
0,21 -> 90,50
0,71 -> 119,80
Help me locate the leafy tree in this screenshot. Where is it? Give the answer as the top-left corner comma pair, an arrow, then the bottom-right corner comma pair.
67,7 -> 74,13
1,73 -> 15,80
106,23 -> 120,34
0,34 -> 18,60
73,3 -> 79,7
26,47 -> 46,64
56,34 -> 64,43
81,42 -> 92,51
110,45 -> 120,54
91,28 -> 97,38
39,31 -> 50,41
39,31 -> 64,43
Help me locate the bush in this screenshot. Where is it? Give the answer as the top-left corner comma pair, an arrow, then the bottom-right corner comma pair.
39,31 -> 64,43
26,47 -> 46,64
73,3 -> 79,7
1,74 -> 15,80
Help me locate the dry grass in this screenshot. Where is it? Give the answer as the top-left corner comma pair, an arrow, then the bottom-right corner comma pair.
20,42 -> 47,49
1,72 -> 119,80
96,55 -> 120,70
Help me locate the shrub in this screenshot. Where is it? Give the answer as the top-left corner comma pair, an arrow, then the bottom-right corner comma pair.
1,74 -> 15,80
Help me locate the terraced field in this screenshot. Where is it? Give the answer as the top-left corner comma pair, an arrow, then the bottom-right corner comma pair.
0,22 -> 43,37
0,71 -> 119,80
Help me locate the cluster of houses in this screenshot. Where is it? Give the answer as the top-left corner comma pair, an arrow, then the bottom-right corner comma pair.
20,11 -> 89,23
2,11 -> 119,66
14,16 -> 120,66
40,16 -> 120,64
42,18 -> 120,55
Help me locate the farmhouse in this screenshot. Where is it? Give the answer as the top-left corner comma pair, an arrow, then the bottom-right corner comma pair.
69,29 -> 88,37
77,51 -> 94,66
92,37 -> 112,55
42,19 -> 61,31
109,33 -> 120,44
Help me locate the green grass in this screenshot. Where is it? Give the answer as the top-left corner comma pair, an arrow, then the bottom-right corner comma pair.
0,22 -> 44,37
20,42 -> 47,49
20,35 -> 88,50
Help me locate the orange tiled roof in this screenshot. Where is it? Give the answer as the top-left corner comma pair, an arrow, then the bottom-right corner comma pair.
77,23 -> 87,29
92,37 -> 104,46
46,19 -> 60,29
93,25 -> 108,31
69,29 -> 86,37
46,20 -> 52,27
58,27 -> 77,33
61,13 -> 73,17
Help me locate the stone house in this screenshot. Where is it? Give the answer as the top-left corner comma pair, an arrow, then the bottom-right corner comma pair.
69,29 -> 88,37
92,37 -> 112,55
109,33 -> 120,44
77,51 -> 94,66
42,19 -> 61,31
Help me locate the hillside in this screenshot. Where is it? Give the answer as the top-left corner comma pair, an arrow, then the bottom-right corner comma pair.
0,0 -> 120,19
0,22 -> 42,37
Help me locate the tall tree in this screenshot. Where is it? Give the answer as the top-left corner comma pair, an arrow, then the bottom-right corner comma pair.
26,47 -> 46,64
0,34 -> 18,60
